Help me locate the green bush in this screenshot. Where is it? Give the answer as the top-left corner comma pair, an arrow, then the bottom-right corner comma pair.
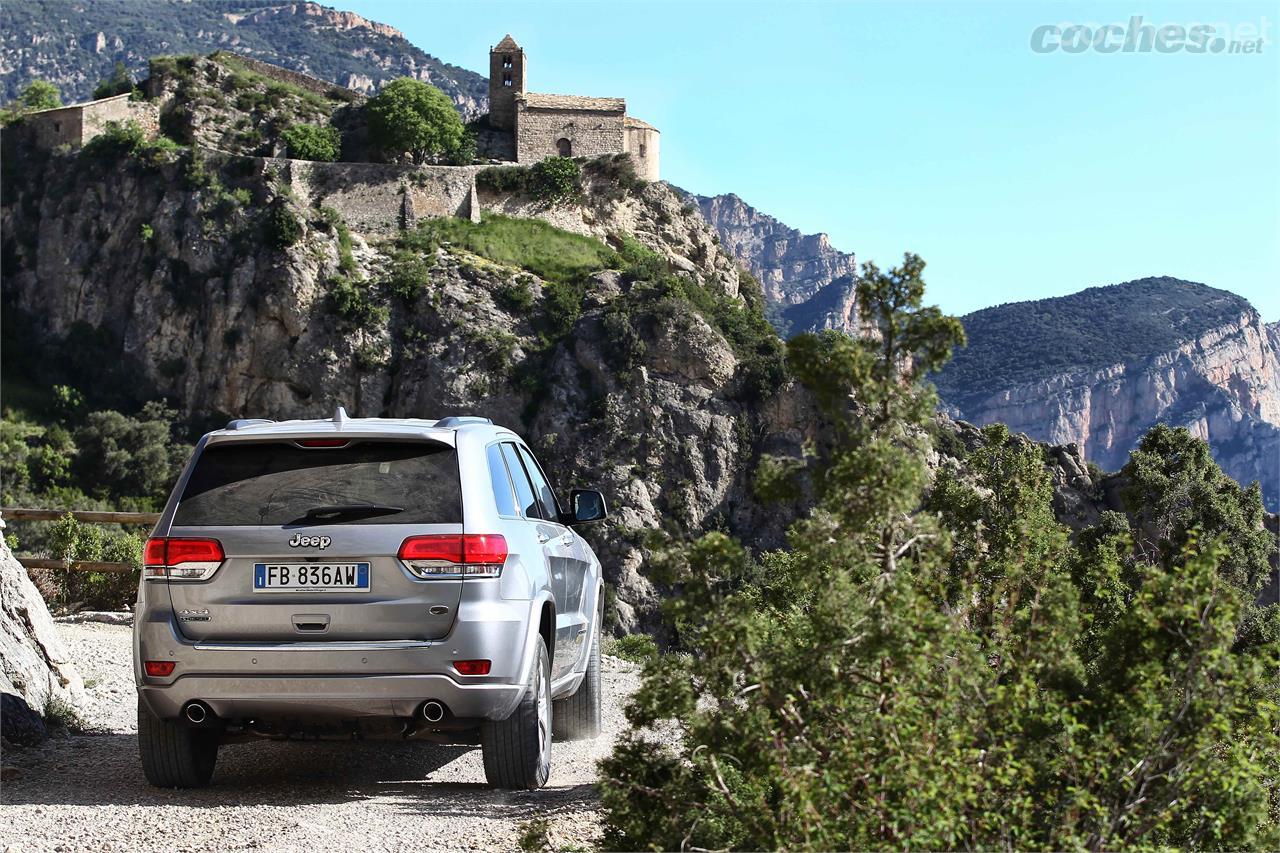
80,119 -> 180,168
365,77 -> 465,163
475,158 -> 582,203
48,513 -> 141,610
527,157 -> 581,203
329,276 -> 386,325
494,276 -> 536,313
603,634 -> 658,664
384,250 -> 433,302
476,165 -> 527,194
266,204 -> 303,248
584,152 -> 646,194
92,61 -> 134,100
281,123 -> 341,161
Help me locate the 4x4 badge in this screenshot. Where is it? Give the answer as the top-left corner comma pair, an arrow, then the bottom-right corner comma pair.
289,533 -> 331,550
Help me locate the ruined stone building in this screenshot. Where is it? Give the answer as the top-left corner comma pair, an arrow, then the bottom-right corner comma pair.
487,34 -> 660,180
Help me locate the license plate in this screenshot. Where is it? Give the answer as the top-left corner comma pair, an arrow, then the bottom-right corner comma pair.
253,563 -> 370,592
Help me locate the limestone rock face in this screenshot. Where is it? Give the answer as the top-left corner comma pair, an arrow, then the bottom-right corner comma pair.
945,310 -> 1280,509
0,536 -> 88,740
679,190 -> 861,336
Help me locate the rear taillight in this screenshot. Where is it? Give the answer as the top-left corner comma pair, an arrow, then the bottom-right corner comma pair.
143,537 -> 225,581
144,660 -> 176,677
296,438 -> 350,448
398,534 -> 508,579
454,660 -> 491,676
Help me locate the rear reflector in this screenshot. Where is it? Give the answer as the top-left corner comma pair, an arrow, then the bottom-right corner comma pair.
144,537 -> 224,581
144,661 -> 176,677
398,534 -> 508,578
454,660 -> 491,676
296,438 -> 350,448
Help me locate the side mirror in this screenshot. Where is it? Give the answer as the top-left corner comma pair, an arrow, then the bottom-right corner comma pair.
567,489 -> 608,524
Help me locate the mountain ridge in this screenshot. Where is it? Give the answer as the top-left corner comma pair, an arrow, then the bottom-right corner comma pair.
935,277 -> 1280,508
0,0 -> 488,116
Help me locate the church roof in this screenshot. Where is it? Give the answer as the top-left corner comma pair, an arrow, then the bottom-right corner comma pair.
521,92 -> 625,112
494,34 -> 521,51
624,116 -> 659,132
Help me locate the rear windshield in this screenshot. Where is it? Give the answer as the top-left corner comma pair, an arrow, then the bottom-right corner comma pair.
173,440 -> 461,527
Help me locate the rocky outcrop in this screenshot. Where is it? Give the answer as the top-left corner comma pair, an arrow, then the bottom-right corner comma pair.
938,281 -> 1280,509
678,190 -> 860,336
0,535 -> 87,743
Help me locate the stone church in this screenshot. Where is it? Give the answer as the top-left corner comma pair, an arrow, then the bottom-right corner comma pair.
487,34 -> 660,181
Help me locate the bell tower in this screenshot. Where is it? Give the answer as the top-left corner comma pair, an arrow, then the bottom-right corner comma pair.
488,34 -> 526,131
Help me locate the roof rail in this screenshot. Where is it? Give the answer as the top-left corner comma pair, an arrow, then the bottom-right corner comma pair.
435,416 -> 493,429
225,418 -> 274,431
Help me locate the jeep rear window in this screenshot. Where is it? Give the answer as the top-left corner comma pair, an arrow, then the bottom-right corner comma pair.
172,441 -> 461,526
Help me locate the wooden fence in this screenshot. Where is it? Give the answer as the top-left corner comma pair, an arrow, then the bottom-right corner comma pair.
1,507 -> 159,573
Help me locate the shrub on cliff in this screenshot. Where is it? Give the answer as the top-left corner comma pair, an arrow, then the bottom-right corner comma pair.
476,158 -> 582,203
365,78 -> 465,164
1,80 -> 61,123
599,254 -> 1279,851
527,157 -> 581,203
92,61 -> 134,100
266,204 -> 303,248
281,122 -> 341,161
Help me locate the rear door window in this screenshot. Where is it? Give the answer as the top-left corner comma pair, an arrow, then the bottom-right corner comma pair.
173,440 -> 461,526
517,445 -> 562,523
500,443 -> 540,519
487,443 -> 518,517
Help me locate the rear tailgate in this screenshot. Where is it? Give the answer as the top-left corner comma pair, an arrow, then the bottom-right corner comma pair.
160,438 -> 463,643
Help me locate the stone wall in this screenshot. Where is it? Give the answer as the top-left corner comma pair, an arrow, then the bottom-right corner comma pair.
515,106 -> 626,165
280,158 -> 484,235
20,94 -> 159,149
226,53 -> 362,100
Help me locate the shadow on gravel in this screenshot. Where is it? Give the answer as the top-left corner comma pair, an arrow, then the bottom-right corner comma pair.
1,734 -> 592,809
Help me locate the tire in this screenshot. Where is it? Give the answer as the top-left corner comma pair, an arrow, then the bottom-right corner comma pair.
553,617 -> 601,741
481,636 -> 551,790
137,697 -> 219,788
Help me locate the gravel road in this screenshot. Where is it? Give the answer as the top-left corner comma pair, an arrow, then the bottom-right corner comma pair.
1,623 -> 640,852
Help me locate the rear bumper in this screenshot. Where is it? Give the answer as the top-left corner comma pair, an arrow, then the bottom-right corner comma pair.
134,594 -> 542,723
138,673 -> 522,721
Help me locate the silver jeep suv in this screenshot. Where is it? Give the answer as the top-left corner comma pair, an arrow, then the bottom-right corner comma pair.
133,410 -> 607,790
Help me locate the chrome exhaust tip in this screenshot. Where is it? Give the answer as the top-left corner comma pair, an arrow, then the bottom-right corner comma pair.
183,701 -> 210,724
420,701 -> 445,723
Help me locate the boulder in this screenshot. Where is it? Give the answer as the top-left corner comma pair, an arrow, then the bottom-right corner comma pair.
0,533 -> 87,742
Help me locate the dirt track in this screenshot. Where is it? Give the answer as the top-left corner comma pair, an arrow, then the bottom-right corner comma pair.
1,622 -> 639,852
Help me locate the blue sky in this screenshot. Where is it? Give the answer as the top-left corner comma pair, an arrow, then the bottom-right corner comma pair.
345,0 -> 1279,319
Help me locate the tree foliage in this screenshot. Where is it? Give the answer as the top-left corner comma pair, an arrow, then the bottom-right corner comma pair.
280,122 -> 341,161
92,61 -> 134,100
1,79 -> 61,124
364,77 -> 465,164
599,254 -> 1279,851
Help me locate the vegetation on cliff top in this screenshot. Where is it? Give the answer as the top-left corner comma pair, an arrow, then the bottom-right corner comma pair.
934,276 -> 1254,404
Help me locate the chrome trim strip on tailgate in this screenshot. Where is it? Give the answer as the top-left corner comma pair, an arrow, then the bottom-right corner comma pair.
193,640 -> 435,651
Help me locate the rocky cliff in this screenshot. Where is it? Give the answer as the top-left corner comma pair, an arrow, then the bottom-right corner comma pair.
0,133 -> 812,630
936,279 -> 1280,509
0,0 -> 487,116
678,190 -> 861,336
